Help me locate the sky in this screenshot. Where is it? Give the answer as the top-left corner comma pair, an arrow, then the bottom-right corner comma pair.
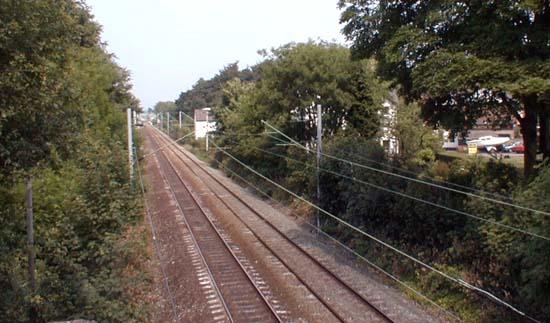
86,0 -> 347,109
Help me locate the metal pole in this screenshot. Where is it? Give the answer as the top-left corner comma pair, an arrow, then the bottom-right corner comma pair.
26,177 -> 35,291
179,111 -> 182,128
316,103 -> 322,230
206,111 -> 209,152
166,112 -> 170,136
25,176 -> 37,321
127,108 -> 133,180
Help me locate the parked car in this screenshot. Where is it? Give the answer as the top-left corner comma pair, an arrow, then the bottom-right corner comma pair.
511,144 -> 525,153
467,135 -> 510,148
502,140 -> 522,152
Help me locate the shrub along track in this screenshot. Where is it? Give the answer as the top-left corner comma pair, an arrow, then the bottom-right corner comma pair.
147,125 -> 412,322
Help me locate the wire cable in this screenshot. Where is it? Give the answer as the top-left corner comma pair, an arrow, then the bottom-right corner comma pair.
219,128 -> 510,201
140,130 -> 195,160
212,157 -> 462,322
262,120 -> 550,218
324,146 -> 514,201
221,141 -> 550,242
212,140 -> 541,323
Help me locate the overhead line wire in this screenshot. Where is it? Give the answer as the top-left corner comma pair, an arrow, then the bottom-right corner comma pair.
221,129 -> 512,201
261,120 -> 550,218
139,130 -> 195,160
212,140 -> 541,323
213,131 -> 287,143
328,146 -> 514,201
211,157 -> 462,322
221,140 -> 550,242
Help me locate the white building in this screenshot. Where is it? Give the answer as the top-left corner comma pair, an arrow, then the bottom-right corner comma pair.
194,108 -> 216,139
379,100 -> 400,155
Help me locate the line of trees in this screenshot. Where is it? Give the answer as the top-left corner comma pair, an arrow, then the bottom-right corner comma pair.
1,1 -> 147,321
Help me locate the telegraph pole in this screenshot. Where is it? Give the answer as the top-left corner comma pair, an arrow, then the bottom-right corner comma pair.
127,108 -> 133,180
316,101 -> 322,230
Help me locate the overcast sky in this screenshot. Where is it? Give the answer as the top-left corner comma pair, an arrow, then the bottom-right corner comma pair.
86,0 -> 347,109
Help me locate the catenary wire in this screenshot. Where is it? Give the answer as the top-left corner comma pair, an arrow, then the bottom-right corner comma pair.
220,140 -> 550,242
219,129 -> 514,201
262,120 -> 550,218
211,157 -> 462,322
212,140 -> 541,323
318,145 -> 513,201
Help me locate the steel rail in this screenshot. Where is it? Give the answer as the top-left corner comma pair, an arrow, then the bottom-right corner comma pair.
152,126 -> 394,323
150,128 -> 346,322
134,142 -> 180,323
149,128 -> 283,323
148,130 -> 235,323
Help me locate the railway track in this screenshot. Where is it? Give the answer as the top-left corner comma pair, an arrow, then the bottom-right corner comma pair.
148,129 -> 285,322
148,125 -> 396,322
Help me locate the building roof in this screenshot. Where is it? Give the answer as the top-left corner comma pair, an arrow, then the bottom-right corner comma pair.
194,108 -> 215,122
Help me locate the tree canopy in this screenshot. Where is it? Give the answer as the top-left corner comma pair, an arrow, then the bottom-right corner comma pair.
175,62 -> 258,117
153,101 -> 176,113
339,0 -> 550,176
0,0 -> 140,176
219,42 -> 387,143
214,41 -> 387,195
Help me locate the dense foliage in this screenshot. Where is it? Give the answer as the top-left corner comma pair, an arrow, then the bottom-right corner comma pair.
0,1 -> 146,322
338,0 -> 550,176
175,62 -> 258,117
214,42 -> 388,191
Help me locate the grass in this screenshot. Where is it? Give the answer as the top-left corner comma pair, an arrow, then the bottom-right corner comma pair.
437,150 -> 524,170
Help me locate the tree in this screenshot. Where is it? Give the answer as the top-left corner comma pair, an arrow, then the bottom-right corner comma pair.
0,0 -> 101,175
251,41 -> 387,143
339,0 -> 550,177
0,2 -> 100,317
175,62 -> 258,117
153,101 -> 176,113
511,162 -> 550,319
217,41 -> 387,198
391,97 -> 442,165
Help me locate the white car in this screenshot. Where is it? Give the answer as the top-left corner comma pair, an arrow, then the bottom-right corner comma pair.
466,136 -> 510,153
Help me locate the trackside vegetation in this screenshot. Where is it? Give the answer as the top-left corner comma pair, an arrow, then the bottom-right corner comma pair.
0,1 -> 148,321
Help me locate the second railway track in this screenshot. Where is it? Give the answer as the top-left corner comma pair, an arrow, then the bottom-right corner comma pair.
148,125 -> 395,322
